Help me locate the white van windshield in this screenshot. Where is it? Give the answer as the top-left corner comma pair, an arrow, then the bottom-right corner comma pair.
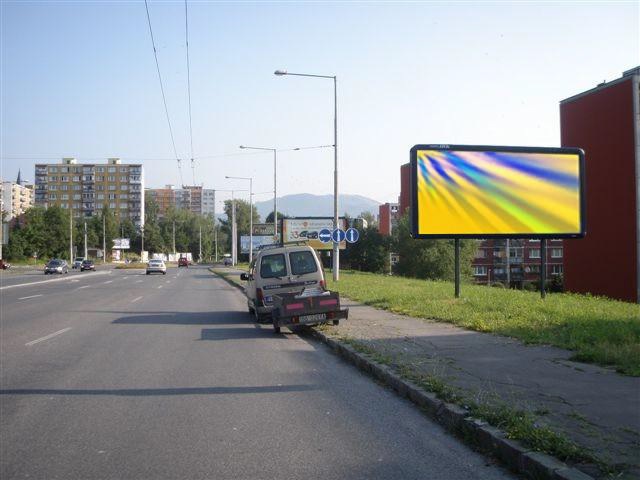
289,251 -> 317,275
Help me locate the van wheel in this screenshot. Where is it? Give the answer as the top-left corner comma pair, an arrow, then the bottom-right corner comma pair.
248,303 -> 255,315
332,320 -> 340,326
273,324 -> 281,334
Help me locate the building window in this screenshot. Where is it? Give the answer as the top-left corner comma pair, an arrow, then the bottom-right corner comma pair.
48,193 -> 57,200
529,248 -> 540,259
83,175 -> 93,182
119,194 -> 128,199
551,248 -> 563,258
73,194 -> 81,200
528,265 -> 540,274
108,167 -> 116,173
61,194 -> 69,200
475,249 -> 486,258
49,185 -> 57,191
551,265 -> 563,275
60,167 -> 68,173
61,176 -> 69,182
473,266 -> 487,276
97,194 -> 105,200
108,185 -> 117,191
107,176 -> 116,182
72,176 -> 80,182
48,167 -> 58,173
121,185 -> 128,191
73,185 -> 81,190
109,202 -> 116,209
120,176 -> 127,182
49,176 -> 58,182
108,193 -> 116,199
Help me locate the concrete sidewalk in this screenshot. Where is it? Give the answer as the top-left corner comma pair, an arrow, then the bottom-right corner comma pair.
327,298 -> 640,479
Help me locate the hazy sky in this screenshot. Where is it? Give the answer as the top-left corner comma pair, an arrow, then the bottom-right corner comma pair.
1,1 -> 638,206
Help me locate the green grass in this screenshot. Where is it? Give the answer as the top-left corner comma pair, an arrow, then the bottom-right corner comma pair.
114,262 -> 148,269
326,271 -> 640,376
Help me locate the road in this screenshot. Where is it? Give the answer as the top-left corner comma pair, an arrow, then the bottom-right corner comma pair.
1,265 -> 514,480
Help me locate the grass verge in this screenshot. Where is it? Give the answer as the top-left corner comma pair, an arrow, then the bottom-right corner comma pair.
325,270 -> 640,376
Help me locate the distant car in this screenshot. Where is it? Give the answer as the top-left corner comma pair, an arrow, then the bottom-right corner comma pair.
80,259 -> 95,271
44,259 -> 68,275
223,255 -> 232,266
298,231 -> 308,238
72,257 -> 85,269
146,259 -> 167,275
0,259 -> 10,270
178,257 -> 189,267
306,231 -> 318,239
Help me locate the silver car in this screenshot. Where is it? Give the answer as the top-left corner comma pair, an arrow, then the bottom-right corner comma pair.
44,259 -> 69,275
146,259 -> 167,275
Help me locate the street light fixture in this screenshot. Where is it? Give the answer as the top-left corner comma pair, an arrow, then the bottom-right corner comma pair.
274,69 -> 340,281
226,175 -> 254,263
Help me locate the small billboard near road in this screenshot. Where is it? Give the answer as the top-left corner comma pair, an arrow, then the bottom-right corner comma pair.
282,218 -> 347,250
252,223 -> 276,236
240,235 -> 275,253
411,145 -> 586,238
113,238 -> 130,249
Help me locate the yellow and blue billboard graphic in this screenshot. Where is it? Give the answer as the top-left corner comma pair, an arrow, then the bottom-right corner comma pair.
411,146 -> 585,238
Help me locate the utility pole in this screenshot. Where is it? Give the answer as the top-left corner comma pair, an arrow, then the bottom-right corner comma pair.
214,224 -> 218,262
141,226 -> 144,257
506,238 -> 511,288
172,220 -> 176,257
231,192 -> 237,267
199,224 -> 202,263
84,221 -> 88,259
102,214 -> 106,264
69,205 -> 73,261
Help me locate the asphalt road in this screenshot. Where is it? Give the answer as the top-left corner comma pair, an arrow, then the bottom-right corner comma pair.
0,265 -> 514,480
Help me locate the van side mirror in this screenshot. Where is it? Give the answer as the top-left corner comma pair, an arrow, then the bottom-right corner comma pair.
240,273 -> 249,281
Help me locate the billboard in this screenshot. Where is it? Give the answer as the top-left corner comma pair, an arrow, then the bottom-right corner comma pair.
240,235 -> 276,253
113,238 -> 130,249
282,218 -> 347,250
252,223 -> 275,236
411,145 -> 586,238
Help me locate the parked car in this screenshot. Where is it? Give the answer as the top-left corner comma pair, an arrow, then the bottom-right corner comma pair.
80,259 -> 95,271
223,254 -> 232,266
0,259 -> 10,270
72,257 -> 85,269
44,259 -> 68,275
178,257 -> 189,267
146,259 -> 167,275
242,244 -> 325,322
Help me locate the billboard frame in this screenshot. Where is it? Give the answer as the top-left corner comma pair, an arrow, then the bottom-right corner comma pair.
410,144 -> 587,240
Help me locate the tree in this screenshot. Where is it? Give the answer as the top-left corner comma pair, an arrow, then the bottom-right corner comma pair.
393,211 -> 476,281
143,198 -> 165,254
265,211 -> 287,224
359,211 -> 377,228
343,225 -> 389,273
219,199 -> 260,255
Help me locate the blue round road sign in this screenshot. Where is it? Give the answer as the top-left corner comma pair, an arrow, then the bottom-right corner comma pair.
346,228 -> 360,243
332,228 -> 346,243
318,228 -> 332,243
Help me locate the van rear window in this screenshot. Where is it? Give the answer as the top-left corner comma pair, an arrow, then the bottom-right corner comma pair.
260,254 -> 287,278
289,251 -> 317,275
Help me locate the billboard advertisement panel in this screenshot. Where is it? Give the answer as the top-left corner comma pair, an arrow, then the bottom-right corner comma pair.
252,223 -> 275,236
282,218 -> 347,250
113,238 -> 130,249
240,235 -> 275,253
411,145 -> 585,238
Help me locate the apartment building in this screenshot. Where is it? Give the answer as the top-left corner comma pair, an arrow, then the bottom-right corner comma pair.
1,171 -> 34,221
34,158 -> 145,228
472,239 -> 564,287
378,202 -> 400,236
146,185 -> 217,218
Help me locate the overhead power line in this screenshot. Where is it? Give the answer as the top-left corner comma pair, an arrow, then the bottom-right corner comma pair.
185,0 -> 196,185
143,0 -> 184,186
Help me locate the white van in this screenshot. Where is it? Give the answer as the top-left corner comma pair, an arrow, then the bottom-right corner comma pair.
241,244 -> 325,322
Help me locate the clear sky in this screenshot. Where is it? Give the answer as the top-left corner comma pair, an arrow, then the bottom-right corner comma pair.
1,0 -> 638,207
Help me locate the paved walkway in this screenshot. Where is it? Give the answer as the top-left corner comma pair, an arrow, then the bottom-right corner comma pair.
328,298 -> 640,479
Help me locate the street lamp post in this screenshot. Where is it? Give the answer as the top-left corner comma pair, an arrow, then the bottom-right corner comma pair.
226,176 -> 253,263
274,69 -> 340,281
239,146 -> 277,242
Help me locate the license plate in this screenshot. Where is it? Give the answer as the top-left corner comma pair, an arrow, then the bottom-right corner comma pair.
299,313 -> 327,323
264,296 -> 273,303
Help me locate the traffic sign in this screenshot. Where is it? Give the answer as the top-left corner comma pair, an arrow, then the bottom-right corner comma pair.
332,228 -> 346,243
345,228 -> 360,243
319,228 -> 332,243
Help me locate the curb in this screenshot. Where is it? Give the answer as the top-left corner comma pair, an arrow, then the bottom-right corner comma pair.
309,329 -> 595,480
209,267 -> 246,293
208,268 -> 594,480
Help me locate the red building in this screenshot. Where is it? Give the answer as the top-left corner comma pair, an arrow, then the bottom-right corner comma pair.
399,163 -> 411,215
378,203 -> 400,236
560,67 -> 639,303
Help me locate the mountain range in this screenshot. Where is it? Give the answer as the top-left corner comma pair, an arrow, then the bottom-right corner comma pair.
253,194 -> 380,221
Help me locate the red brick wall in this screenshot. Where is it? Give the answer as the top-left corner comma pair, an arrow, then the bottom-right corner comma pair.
399,163 -> 411,216
560,78 -> 638,302
379,204 -> 391,236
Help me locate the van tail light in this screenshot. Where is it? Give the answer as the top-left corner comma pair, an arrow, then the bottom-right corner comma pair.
256,288 -> 264,304
319,280 -> 326,290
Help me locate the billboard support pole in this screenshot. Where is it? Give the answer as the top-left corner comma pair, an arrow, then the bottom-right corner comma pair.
540,239 -> 547,299
454,239 -> 461,298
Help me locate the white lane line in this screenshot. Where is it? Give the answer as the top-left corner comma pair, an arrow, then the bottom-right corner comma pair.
103,280 -> 113,284
131,296 -> 143,303
18,294 -> 43,300
166,280 -> 170,284
135,280 -> 143,283
25,328 -> 71,346
123,276 -> 129,280
157,285 -> 163,289
0,271 -> 111,290
77,285 -> 90,290
71,279 -> 79,283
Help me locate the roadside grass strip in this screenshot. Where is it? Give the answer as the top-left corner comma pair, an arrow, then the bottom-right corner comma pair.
325,271 -> 640,376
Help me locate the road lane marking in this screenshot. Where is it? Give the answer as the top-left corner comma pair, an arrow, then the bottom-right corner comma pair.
157,285 -> 163,289
166,280 -> 170,284
123,276 -> 129,280
131,296 -> 143,303
77,285 -> 90,290
135,280 -> 143,283
71,279 -> 79,283
18,294 -> 43,300
0,271 -> 111,290
103,280 -> 113,284
26,328 -> 71,346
